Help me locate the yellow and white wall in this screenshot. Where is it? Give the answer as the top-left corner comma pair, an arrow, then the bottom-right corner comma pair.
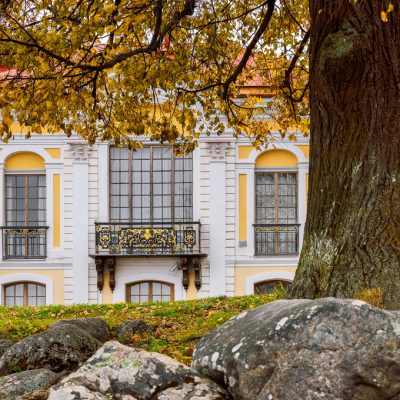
0,132 -> 309,305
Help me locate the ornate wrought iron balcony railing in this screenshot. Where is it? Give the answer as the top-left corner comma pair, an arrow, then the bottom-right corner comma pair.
95,221 -> 202,256
1,226 -> 49,259
254,224 -> 300,256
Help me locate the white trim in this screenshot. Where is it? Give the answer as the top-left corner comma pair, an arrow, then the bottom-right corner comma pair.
0,273 -> 54,305
113,272 -> 184,302
246,270 -> 295,294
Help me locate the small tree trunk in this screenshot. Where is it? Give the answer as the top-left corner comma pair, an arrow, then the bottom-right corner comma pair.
290,0 -> 400,308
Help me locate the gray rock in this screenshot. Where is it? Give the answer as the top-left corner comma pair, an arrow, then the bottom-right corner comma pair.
49,341 -> 229,400
0,368 -> 59,399
0,340 -> 14,358
192,298 -> 400,400
114,319 -> 153,338
49,318 -> 109,342
0,324 -> 101,375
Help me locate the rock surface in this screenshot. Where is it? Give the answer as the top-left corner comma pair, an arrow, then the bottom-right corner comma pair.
0,340 -> 14,358
192,298 -> 400,400
0,368 -> 59,399
49,341 -> 229,400
0,324 -> 101,375
49,317 -> 110,342
114,319 -> 154,338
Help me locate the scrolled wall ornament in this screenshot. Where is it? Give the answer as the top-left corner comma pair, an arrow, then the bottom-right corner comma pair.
207,142 -> 230,160
68,143 -> 91,161
118,228 -> 177,249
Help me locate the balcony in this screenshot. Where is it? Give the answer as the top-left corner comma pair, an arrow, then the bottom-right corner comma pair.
1,226 -> 49,259
254,224 -> 300,256
95,221 -> 203,257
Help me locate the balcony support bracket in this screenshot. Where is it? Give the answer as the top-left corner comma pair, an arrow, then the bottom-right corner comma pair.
193,257 -> 202,291
180,257 -> 189,290
95,257 -> 104,292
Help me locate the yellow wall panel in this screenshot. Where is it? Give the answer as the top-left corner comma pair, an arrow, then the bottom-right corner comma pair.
234,266 -> 297,296
186,271 -> 198,300
5,152 -> 45,170
45,148 -> 61,159
296,145 -> 310,158
239,174 -> 247,241
256,150 -> 297,167
238,145 -> 254,159
53,174 -> 61,248
102,272 -> 113,304
0,269 -> 64,304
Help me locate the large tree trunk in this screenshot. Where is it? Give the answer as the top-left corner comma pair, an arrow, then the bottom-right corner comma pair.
290,0 -> 400,308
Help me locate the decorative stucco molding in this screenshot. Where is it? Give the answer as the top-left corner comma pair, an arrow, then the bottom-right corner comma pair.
207,142 -> 230,160
68,143 -> 91,161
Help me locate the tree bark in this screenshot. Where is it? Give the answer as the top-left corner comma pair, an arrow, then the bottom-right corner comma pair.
290,0 -> 400,308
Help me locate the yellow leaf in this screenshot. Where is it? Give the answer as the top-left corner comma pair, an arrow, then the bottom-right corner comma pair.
388,3 -> 394,12
381,10 -> 388,22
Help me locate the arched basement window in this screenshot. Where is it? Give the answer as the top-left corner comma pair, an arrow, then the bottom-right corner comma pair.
4,281 -> 46,306
254,280 -> 292,295
126,281 -> 174,303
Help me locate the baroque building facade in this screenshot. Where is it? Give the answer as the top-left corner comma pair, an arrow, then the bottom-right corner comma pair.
0,131 -> 309,306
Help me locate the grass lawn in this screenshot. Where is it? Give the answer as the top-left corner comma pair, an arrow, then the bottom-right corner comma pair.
0,294 -> 278,365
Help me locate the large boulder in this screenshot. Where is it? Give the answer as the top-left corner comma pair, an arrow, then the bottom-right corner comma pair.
0,340 -> 14,358
0,368 -> 59,399
49,318 -> 110,342
49,341 -> 229,400
192,298 -> 400,400
114,319 -> 154,338
0,324 -> 101,375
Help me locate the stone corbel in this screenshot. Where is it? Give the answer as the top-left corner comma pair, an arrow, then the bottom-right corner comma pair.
193,257 -> 202,291
180,257 -> 189,290
95,257 -> 104,292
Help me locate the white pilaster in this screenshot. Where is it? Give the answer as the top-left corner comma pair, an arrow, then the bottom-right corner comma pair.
69,143 -> 91,303
208,142 -> 229,296
298,162 -> 309,249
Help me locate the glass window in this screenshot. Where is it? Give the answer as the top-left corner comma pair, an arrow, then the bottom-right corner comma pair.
110,147 -> 193,222
126,281 -> 174,303
254,280 -> 292,295
5,174 -> 46,226
4,282 -> 46,307
255,172 -> 298,255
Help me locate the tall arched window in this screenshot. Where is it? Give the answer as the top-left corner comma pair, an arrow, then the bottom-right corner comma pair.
3,152 -> 47,259
254,150 -> 299,256
4,282 -> 46,306
126,281 -> 174,303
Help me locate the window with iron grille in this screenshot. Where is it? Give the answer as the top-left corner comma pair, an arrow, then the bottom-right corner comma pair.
4,174 -> 47,258
110,147 -> 193,222
255,172 -> 298,255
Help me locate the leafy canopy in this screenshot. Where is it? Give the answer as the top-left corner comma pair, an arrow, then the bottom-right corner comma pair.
0,0 -> 309,150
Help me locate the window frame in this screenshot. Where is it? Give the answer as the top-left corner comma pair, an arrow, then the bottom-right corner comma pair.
109,146 -> 193,223
254,279 -> 292,295
5,172 -> 47,227
3,281 -> 46,307
126,280 -> 175,303
254,170 -> 299,256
